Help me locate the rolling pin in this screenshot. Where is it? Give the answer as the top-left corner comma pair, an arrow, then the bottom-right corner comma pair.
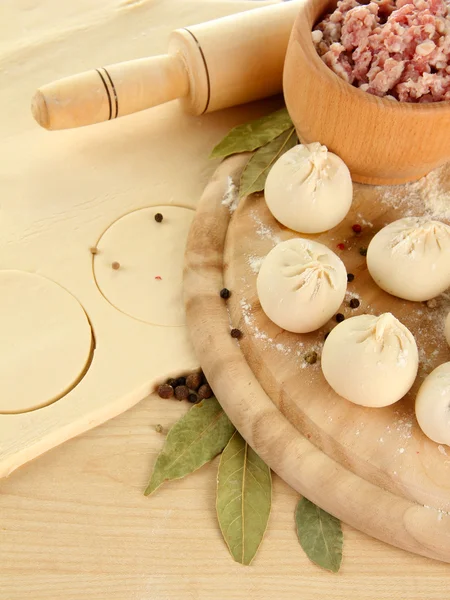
31,1 -> 302,131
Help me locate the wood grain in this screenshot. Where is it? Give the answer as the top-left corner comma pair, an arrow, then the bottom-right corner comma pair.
184,155 -> 450,562
2,394 -> 450,600
283,0 -> 450,185
2,0 -> 450,597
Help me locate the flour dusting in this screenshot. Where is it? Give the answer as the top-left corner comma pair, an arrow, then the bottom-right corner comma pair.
376,164 -> 450,220
247,255 -> 264,274
222,176 -> 239,214
251,209 -> 281,245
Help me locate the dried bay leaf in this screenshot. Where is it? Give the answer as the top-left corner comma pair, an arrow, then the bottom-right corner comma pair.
210,107 -> 293,159
295,497 -> 343,573
145,398 -> 235,496
239,127 -> 297,198
216,431 -> 272,565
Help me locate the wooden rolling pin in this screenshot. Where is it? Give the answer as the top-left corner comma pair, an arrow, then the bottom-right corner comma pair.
31,1 -> 302,131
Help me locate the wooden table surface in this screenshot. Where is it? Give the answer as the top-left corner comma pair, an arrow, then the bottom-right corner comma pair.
0,396 -> 448,600
1,0 -> 449,597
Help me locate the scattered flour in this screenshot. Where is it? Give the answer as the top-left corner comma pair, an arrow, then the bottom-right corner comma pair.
356,212 -> 374,228
247,255 -> 264,274
250,209 -> 281,245
384,412 -> 414,442
221,176 -> 239,214
376,163 -> 450,220
239,297 -> 323,364
345,290 -> 362,303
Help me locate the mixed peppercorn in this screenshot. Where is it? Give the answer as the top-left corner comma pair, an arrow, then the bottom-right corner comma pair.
157,371 -> 213,403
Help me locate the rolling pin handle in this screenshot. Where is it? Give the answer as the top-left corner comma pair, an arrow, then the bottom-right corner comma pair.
31,53 -> 190,131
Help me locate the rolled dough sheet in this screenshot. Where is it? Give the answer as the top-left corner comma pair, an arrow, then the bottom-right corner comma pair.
0,271 -> 93,414
0,0 -> 279,477
94,206 -> 194,326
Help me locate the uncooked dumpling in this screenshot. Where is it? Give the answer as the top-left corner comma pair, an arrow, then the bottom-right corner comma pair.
256,238 -> 347,333
416,362 -> 450,445
264,142 -> 353,234
321,313 -> 418,407
367,217 -> 450,301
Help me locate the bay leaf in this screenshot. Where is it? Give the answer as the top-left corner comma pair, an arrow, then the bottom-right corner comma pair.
239,127 -> 297,198
295,497 -> 343,573
216,431 -> 272,566
145,397 -> 235,496
210,107 -> 293,159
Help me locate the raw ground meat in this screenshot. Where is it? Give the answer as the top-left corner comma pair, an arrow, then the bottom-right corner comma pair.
313,0 -> 450,102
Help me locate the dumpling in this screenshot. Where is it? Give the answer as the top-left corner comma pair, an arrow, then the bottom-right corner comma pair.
256,238 -> 347,333
321,313 -> 418,407
367,217 -> 450,301
264,143 -> 353,234
416,362 -> 450,445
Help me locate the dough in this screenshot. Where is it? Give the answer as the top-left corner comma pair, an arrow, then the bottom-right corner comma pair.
367,217 -> 450,301
94,206 -> 194,327
264,142 -> 353,234
321,313 -> 418,407
256,238 -> 347,333
445,312 -> 450,348
416,362 -> 450,445
0,270 -> 92,414
0,0 -> 279,477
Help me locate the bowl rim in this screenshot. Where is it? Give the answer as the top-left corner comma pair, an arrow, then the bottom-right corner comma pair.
294,0 -> 450,113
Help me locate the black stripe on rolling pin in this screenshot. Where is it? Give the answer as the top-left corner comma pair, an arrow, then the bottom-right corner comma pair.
96,69 -> 112,120
102,68 -> 119,119
182,28 -> 211,115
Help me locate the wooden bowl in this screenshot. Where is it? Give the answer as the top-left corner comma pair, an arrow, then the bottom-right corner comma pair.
283,0 -> 450,185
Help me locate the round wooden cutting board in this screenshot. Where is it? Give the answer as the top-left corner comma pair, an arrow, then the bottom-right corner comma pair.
184,153 -> 450,563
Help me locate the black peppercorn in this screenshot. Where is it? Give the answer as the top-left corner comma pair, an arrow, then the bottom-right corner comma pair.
186,372 -> 202,391
347,273 -> 355,283
154,213 -> 163,223
231,328 -> 243,339
158,384 -> 174,399
167,378 -> 176,387
174,376 -> 186,387
175,385 -> 189,400
359,247 -> 367,257
349,298 -> 360,309
335,313 -> 345,323
220,288 -> 231,299
188,393 -> 198,403
198,384 -> 213,400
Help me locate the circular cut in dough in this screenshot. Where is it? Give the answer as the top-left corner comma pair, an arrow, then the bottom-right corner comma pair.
256,238 -> 347,333
415,362 -> 450,445
264,142 -> 353,234
321,313 -> 418,408
445,312 -> 450,348
367,217 -> 450,301
0,270 -> 92,414
94,206 -> 194,327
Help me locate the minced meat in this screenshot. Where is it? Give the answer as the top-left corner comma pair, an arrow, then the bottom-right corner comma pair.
313,0 -> 450,102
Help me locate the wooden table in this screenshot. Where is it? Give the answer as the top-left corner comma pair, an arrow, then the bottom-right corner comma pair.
1,0 -> 449,597
0,396 -> 449,599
